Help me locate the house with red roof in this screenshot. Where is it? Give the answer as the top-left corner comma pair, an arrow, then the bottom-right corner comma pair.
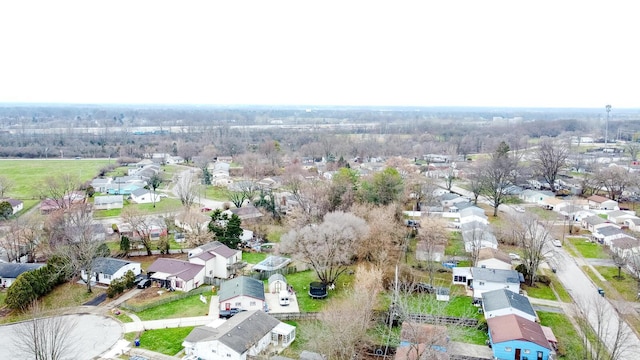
487,314 -> 554,360
147,258 -> 205,291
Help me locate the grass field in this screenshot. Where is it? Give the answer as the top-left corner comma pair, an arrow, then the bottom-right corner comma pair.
124,327 -> 194,356
569,237 -> 609,259
0,159 -> 111,198
134,294 -> 211,320
538,312 -> 584,359
593,265 -> 638,301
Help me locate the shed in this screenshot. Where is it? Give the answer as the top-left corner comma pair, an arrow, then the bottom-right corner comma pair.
268,273 -> 288,293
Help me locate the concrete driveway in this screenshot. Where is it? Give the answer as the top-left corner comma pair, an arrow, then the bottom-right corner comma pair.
0,313 -> 122,360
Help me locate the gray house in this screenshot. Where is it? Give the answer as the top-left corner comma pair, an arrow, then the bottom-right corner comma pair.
0,263 -> 45,287
481,288 -> 537,322
218,276 -> 266,312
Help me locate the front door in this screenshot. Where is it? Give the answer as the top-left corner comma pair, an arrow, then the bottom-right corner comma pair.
515,348 -> 521,360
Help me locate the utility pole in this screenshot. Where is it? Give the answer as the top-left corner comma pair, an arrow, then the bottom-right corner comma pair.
605,104 -> 612,145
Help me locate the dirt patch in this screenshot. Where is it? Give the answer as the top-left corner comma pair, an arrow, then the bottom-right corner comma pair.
126,253 -> 187,270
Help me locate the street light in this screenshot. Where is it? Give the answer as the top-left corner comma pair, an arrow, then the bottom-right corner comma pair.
605,104 -> 612,145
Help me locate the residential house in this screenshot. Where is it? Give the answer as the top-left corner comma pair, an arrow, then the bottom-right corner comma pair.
147,258 -> 205,291
188,241 -> 243,279
587,195 -> 618,210
607,210 -> 639,225
130,188 -> 161,204
3,199 -> 23,214
470,267 -> 522,299
449,201 -> 474,213
218,276 -> 266,312
175,210 -> 211,233
91,177 -> 113,193
93,195 -> 124,210
624,218 -> 640,232
106,182 -> 144,195
268,273 -> 287,294
519,190 -> 554,205
477,248 -> 512,270
581,215 -> 608,233
440,193 -> 466,209
231,205 -> 263,221
452,267 -> 473,287
416,242 -> 445,262
541,197 -> 564,211
395,322 -> 449,360
462,223 -> 498,253
481,288 -> 537,322
609,236 -> 640,258
81,257 -> 141,285
593,225 -> 626,245
459,207 -> 488,225
0,263 -> 45,287
182,310 -> 295,360
210,162 -> 232,186
487,314 -> 553,360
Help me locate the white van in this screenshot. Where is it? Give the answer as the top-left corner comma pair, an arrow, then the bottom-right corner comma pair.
279,290 -> 290,306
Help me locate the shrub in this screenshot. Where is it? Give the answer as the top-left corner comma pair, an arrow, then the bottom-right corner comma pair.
106,270 -> 137,298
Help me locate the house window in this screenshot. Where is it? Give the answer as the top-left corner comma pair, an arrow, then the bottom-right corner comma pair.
505,347 -> 512,352
235,302 -> 241,307
478,281 -> 485,286
524,349 -> 530,354
103,274 -> 111,280
454,276 -> 466,283
250,301 -> 256,306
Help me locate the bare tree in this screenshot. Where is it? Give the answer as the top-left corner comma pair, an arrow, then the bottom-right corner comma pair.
351,203 -> 404,267
121,208 -> 162,256
597,165 -> 635,201
574,296 -> 637,360
303,265 -> 383,360
508,213 -> 554,285
461,221 -> 490,267
39,174 -> 82,210
174,170 -> 199,208
0,175 -> 14,198
415,216 -> 449,284
15,302 -> 79,360
0,214 -> 43,263
625,142 -> 640,162
175,209 -> 211,248
478,141 -> 518,216
533,139 -> 569,192
279,211 -> 369,285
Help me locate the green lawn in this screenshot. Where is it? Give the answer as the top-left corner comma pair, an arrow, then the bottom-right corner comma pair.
242,251 -> 268,265
134,294 -> 211,320
568,238 -> 608,259
0,159 -> 111,198
593,265 -> 638,301
538,312 -> 584,359
445,231 -> 464,256
449,325 -> 489,345
204,186 -> 230,201
125,327 -> 195,355
285,270 -> 356,312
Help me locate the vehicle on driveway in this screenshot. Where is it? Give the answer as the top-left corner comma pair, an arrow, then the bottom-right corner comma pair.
552,239 -> 562,247
137,279 -> 152,289
514,206 -> 525,213
219,308 -> 245,319
509,253 -> 521,260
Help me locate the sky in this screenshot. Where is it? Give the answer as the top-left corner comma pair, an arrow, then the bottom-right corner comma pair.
0,1 -> 638,108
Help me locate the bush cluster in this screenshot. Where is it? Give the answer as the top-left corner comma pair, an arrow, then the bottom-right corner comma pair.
5,256 -> 70,310
106,270 -> 137,298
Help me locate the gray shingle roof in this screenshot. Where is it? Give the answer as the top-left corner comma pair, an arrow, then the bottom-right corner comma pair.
472,267 -> 521,284
0,263 -> 45,278
218,276 -> 265,302
481,288 -> 536,317
184,310 -> 280,354
92,257 -> 138,276
597,225 -> 624,236
131,188 -> 150,197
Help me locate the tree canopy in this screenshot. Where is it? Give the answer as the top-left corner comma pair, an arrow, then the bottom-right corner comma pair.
208,209 -> 243,249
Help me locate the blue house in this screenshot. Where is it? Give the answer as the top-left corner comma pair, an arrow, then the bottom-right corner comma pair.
487,314 -> 553,360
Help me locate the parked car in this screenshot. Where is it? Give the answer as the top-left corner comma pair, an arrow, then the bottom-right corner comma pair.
414,283 -> 435,294
219,308 -> 245,319
509,253 -> 521,260
137,279 -> 152,289
552,239 -> 562,247
514,206 -> 525,213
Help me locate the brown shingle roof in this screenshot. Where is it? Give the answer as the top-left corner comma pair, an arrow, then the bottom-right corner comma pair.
148,258 -> 204,281
487,314 -> 551,350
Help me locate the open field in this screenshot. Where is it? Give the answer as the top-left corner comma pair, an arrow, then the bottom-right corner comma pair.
0,159 -> 111,198
124,327 -> 194,356
569,237 -> 609,259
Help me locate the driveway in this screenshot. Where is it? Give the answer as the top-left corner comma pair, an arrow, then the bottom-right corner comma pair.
0,313 -> 122,360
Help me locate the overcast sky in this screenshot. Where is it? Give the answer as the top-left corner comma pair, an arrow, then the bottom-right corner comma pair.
0,1 -> 637,108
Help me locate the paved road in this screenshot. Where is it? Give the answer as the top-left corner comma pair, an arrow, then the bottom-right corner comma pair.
554,248 -> 640,358
0,313 -> 122,360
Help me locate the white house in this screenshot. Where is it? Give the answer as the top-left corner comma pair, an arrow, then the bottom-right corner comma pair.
459,206 -> 488,225
462,222 -> 498,253
594,225 -> 626,246
130,188 -> 161,204
624,218 -> 640,232
481,288 -> 537,322
0,263 -> 45,288
609,236 -> 640,258
91,177 -> 113,193
587,195 -> 618,210
81,257 -> 141,285
182,310 -> 295,360
147,258 -> 205,291
470,267 -> 522,299
218,276 -> 265,312
188,241 -> 243,279
4,199 -> 23,214
452,267 -> 473,287
519,190 -> 554,205
607,210 -> 638,225
93,195 -> 124,210
581,215 -> 609,233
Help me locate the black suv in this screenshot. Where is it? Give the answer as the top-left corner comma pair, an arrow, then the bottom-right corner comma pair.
137,279 -> 152,289
219,308 -> 244,319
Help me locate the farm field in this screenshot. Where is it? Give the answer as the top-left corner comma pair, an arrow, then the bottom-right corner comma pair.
0,159 -> 111,198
